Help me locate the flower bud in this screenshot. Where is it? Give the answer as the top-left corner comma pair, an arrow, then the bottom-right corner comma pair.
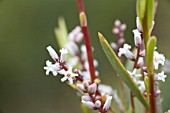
82,100 -> 94,109
83,80 -> 89,88
76,84 -> 85,92
133,29 -> 142,47
95,100 -> 101,108
114,20 -> 121,27
87,83 -> 97,94
47,46 -> 59,61
82,96 -> 91,101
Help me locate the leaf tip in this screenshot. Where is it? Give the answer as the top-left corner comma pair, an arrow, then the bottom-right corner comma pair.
98,32 -> 105,41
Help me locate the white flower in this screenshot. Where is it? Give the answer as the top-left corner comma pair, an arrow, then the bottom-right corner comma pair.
127,68 -> 142,83
47,46 -> 59,61
136,17 -> 155,32
59,67 -> 78,84
66,56 -> 79,68
153,51 -> 165,70
82,100 -> 94,109
98,84 -> 113,96
136,17 -> 142,32
137,81 -> 145,93
44,60 -> 60,76
155,71 -> 167,82
168,109 -> 170,113
65,41 -> 78,55
68,26 -> 83,43
133,29 -> 142,46
103,96 -> 112,112
118,44 -> 134,60
59,48 -> 68,63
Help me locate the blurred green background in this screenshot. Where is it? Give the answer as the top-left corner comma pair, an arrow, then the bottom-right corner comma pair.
0,0 -> 170,113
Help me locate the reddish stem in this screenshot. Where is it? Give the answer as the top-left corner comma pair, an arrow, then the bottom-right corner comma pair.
149,76 -> 156,113
81,26 -> 96,82
130,91 -> 135,113
76,0 -> 84,12
76,0 -> 96,83
130,45 -> 141,113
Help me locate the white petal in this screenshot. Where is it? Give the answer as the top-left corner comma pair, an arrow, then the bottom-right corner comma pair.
47,46 -> 58,60
103,96 -> 112,111
136,17 -> 142,32
133,29 -> 142,46
61,76 -> 68,82
59,48 -> 68,63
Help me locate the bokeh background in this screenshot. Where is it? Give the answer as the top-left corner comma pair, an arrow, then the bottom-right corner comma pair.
0,0 -> 170,113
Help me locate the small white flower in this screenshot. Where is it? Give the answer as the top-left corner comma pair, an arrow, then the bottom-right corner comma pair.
155,71 -> 167,82
137,81 -> 145,93
127,68 -> 142,83
68,26 -> 83,43
153,51 -> 165,70
103,96 -> 112,112
59,67 -> 78,84
98,84 -> 113,96
138,57 -> 144,66
82,70 -> 99,81
66,56 -> 79,68
118,44 -> 135,60
44,60 -> 60,76
167,109 -> 170,113
47,46 -> 59,61
59,48 -> 68,63
133,29 -> 142,46
140,49 -> 145,57
82,100 -> 94,109
65,41 -> 78,55
136,17 -> 155,32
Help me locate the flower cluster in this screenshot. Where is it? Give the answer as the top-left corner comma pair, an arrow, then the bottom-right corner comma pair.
43,26 -> 125,113
111,20 -> 126,52
117,17 -> 167,95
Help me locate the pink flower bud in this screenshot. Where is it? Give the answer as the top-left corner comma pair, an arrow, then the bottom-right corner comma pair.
76,84 -> 85,91
87,83 -> 97,94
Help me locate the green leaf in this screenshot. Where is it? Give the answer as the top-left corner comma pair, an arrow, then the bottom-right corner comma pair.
147,0 -> 154,32
54,17 -> 68,48
81,103 -> 90,113
146,36 -> 157,75
137,0 -> 146,20
98,32 -> 149,110
137,0 -> 154,45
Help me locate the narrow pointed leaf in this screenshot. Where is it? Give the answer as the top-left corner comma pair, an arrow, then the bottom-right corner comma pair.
146,36 -> 156,75
98,32 -> 149,110
54,17 -> 68,48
